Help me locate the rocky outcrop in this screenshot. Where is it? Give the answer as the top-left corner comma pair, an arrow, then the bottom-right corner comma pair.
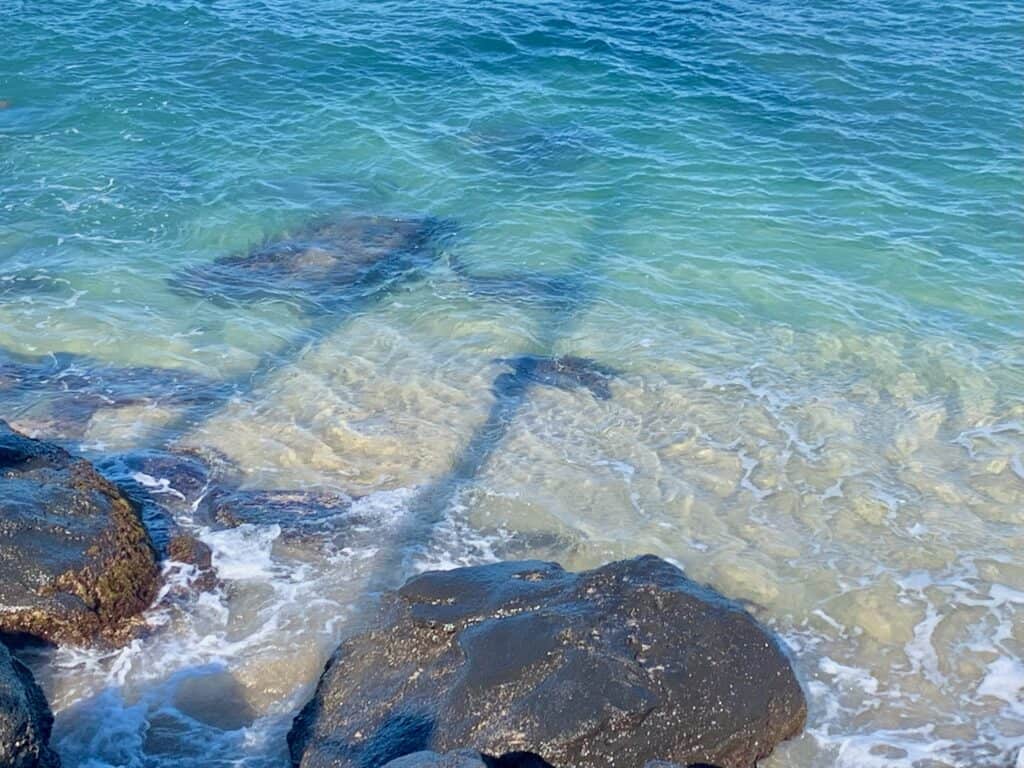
0,421 -> 159,646
0,642 -> 59,768
289,556 -> 805,768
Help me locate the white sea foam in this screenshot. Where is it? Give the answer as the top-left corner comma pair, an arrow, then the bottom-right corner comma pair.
44,486 -> 425,767
979,658 -> 1024,716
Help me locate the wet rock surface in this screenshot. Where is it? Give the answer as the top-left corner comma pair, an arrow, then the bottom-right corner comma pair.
102,447 -> 360,537
289,556 -> 806,768
199,487 -> 357,532
166,533 -> 218,592
382,751 -> 558,768
170,214 -> 452,311
94,448 -> 217,554
0,421 -> 159,646
0,641 -> 59,768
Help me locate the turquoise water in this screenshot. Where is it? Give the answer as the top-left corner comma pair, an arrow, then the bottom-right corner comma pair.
2,2 -> 1023,766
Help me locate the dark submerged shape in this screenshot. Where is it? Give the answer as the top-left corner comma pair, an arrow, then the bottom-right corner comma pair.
100,447 -> 359,540
93,448 -> 219,556
381,751 -> 555,767
170,214 -> 453,311
199,487 -> 357,532
0,349 -> 230,440
0,421 -> 159,646
288,556 -> 806,768
0,641 -> 59,768
496,355 -> 617,401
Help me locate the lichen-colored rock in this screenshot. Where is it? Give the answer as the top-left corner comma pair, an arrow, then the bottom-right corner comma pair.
289,556 -> 805,768
0,421 -> 159,646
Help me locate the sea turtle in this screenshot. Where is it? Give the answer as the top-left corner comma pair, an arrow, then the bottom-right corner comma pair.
494,355 -> 618,401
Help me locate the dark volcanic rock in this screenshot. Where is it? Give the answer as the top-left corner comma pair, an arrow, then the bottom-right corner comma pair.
170,214 -> 452,311
98,446 -> 367,563
200,487 -> 356,532
383,753 -> 488,768
0,642 -> 59,768
289,556 -> 806,768
382,751 -> 557,768
0,421 -> 159,646
94,448 -> 217,555
166,533 -> 218,592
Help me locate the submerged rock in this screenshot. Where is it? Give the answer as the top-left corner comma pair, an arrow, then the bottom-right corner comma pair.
200,487 -> 357,532
0,422 -> 159,646
289,556 -> 805,768
0,349 -> 230,440
495,355 -> 617,400
170,214 -> 452,311
166,533 -> 218,592
383,751 -> 556,768
101,446 -> 358,533
0,642 -> 59,768
94,448 -> 216,552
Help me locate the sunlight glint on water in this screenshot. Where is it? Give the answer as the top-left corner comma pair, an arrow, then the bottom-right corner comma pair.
1,0 -> 1022,765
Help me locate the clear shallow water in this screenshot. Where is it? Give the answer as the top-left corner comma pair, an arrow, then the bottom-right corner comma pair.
2,1 -> 1023,766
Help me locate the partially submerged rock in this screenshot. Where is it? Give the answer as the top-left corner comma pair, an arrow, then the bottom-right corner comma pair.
170,214 -> 452,311
94,448 -> 216,552
0,641 -> 59,768
166,533 -> 218,592
383,751 -> 556,768
289,556 -> 805,768
200,487 -> 356,532
0,421 -> 159,646
101,446 -> 358,534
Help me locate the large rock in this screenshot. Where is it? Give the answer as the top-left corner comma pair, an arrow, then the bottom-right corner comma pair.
0,421 -> 159,645
0,642 -> 59,768
289,556 -> 805,768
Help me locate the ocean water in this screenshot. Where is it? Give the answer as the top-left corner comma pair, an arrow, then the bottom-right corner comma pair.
2,1 -> 1023,766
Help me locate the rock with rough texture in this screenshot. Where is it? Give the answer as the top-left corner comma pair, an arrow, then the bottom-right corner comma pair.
289,556 -> 806,768
0,642 -> 59,768
94,448 -> 218,554
0,421 -> 159,646
166,533 -> 218,592
381,751 -> 488,768
170,215 -> 452,312
199,487 -> 357,532
382,751 -> 558,768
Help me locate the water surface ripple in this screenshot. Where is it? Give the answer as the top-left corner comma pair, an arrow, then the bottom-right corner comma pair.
1,1 -> 1022,766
